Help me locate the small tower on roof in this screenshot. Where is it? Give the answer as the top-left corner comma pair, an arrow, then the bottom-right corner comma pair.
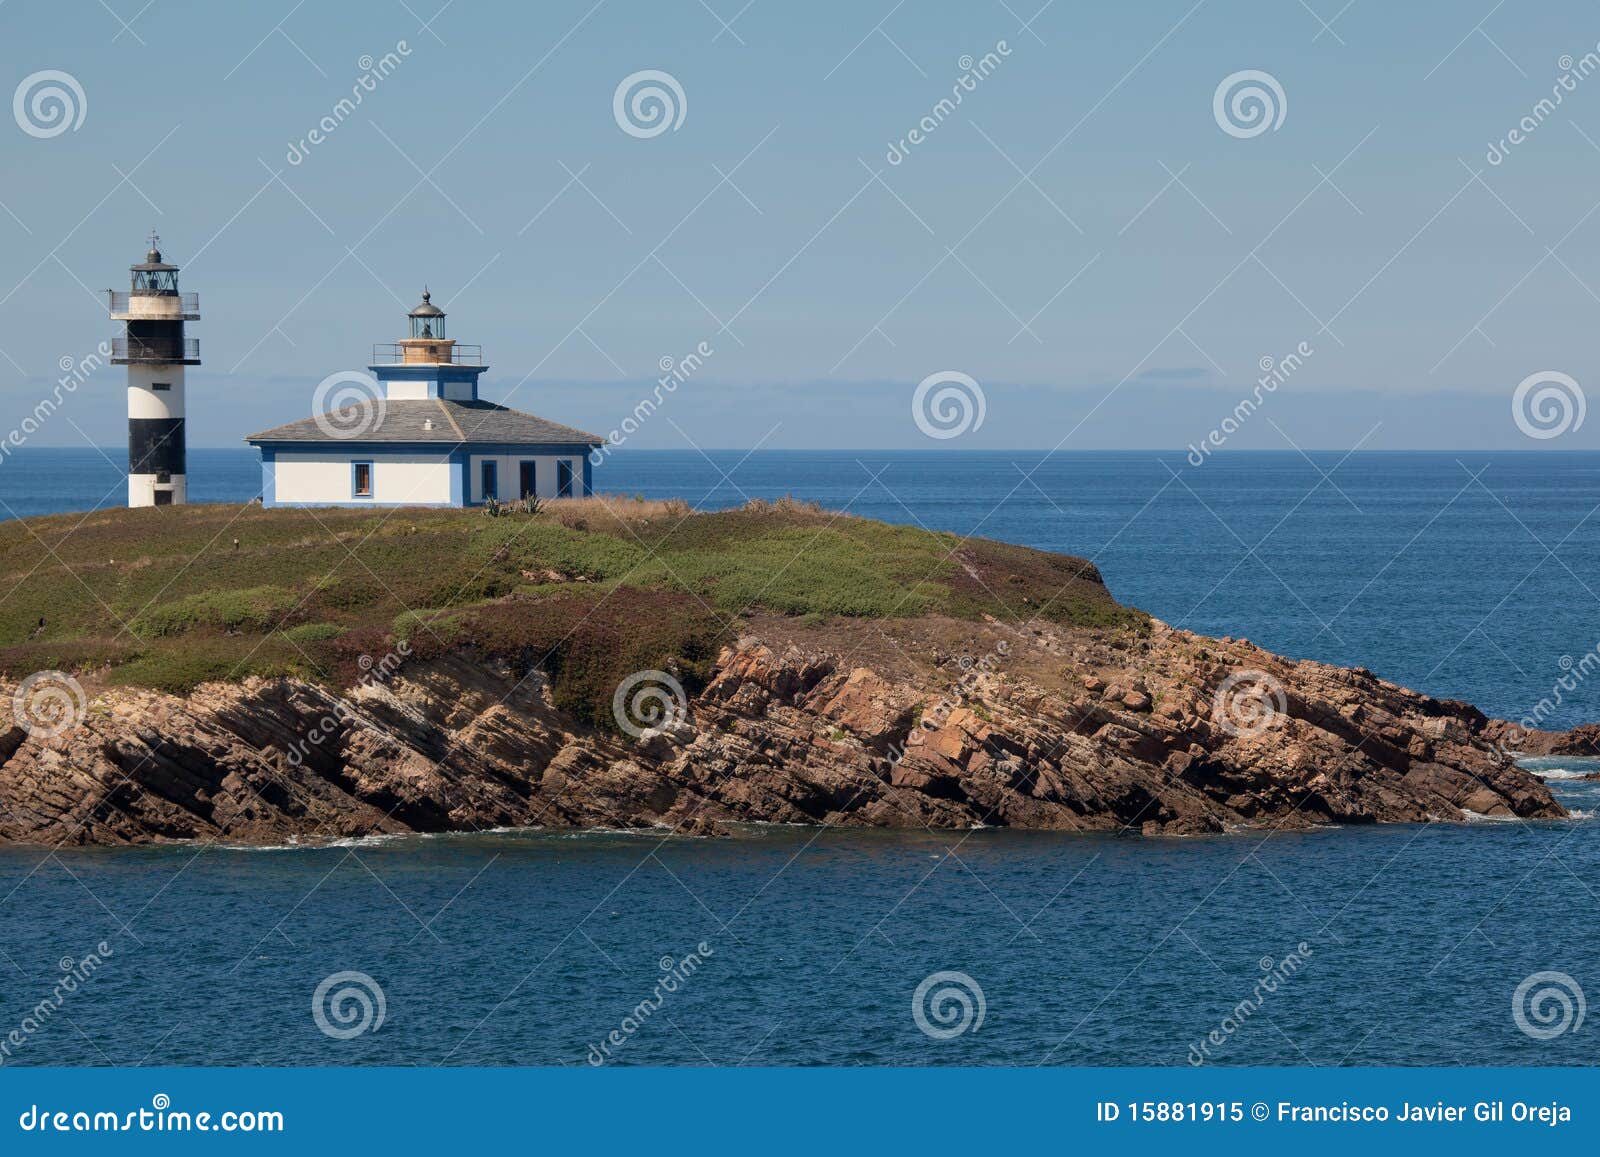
108,230 -> 200,507
370,289 -> 486,402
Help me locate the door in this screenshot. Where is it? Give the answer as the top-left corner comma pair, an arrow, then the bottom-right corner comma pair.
153,489 -> 173,506
480,460 -> 498,501
557,460 -> 573,498
519,461 -> 536,499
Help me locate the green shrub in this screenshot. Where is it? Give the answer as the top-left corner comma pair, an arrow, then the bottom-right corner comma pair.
0,500 -> 1145,715
132,585 -> 300,638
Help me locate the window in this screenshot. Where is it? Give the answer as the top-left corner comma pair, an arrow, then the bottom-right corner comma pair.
518,461 -> 536,499
557,459 -> 573,498
151,381 -> 171,392
481,460 -> 498,501
352,461 -> 374,498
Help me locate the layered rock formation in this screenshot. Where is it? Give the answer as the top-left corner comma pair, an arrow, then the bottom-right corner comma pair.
1485,719 -> 1600,759
0,612 -> 1564,846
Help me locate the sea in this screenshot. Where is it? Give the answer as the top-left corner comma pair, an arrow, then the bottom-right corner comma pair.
0,448 -> 1596,1066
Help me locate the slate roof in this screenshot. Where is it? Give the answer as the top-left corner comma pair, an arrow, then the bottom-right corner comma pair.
245,398 -> 603,446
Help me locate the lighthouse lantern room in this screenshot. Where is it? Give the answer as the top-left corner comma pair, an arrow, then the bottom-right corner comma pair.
109,232 -> 199,507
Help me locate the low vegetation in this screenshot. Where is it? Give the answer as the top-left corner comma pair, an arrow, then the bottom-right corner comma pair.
0,496 -> 1143,723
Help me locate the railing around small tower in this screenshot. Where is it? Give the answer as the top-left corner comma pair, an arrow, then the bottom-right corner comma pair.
371,343 -> 484,366
107,291 -> 200,319
111,337 -> 200,363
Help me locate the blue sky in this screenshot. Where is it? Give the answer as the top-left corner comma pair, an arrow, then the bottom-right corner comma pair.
2,0 -> 1600,448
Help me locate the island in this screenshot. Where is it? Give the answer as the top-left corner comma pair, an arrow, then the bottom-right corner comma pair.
0,497 -> 1570,845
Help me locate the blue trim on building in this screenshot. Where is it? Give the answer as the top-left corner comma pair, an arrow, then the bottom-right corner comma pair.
582,455 -> 593,497
261,447 -> 276,507
449,446 -> 466,505
247,439 -> 602,455
443,441 -> 604,456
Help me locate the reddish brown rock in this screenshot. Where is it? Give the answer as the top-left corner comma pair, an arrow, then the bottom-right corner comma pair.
0,616 -> 1574,846
1486,719 -> 1600,758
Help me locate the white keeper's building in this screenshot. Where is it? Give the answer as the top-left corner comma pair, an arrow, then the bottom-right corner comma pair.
247,292 -> 602,508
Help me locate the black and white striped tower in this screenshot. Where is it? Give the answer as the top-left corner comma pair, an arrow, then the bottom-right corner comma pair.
108,232 -> 199,507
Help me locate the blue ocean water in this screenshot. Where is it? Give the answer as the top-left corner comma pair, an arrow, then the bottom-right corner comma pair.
0,448 -> 1596,1066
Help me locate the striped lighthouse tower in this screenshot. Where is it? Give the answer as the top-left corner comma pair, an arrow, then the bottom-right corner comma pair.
108,232 -> 199,507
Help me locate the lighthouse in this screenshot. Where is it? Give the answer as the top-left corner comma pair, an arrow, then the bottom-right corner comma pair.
247,289 -> 601,506
108,233 -> 199,506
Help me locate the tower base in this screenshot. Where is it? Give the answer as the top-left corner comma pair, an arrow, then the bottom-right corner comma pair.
129,473 -> 186,507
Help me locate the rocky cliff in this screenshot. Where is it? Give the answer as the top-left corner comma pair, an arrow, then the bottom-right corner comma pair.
0,611 -> 1563,845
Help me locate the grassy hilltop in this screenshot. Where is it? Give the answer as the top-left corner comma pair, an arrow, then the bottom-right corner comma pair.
0,497 -> 1141,730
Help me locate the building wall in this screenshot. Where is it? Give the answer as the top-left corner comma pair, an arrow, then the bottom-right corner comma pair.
467,452 -> 588,501
381,377 -> 476,402
268,449 -> 456,506
127,364 -> 184,420
383,379 -> 433,401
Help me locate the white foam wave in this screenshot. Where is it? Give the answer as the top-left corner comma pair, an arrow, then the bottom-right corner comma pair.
1460,810 -> 1525,824
1529,767 -> 1597,781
